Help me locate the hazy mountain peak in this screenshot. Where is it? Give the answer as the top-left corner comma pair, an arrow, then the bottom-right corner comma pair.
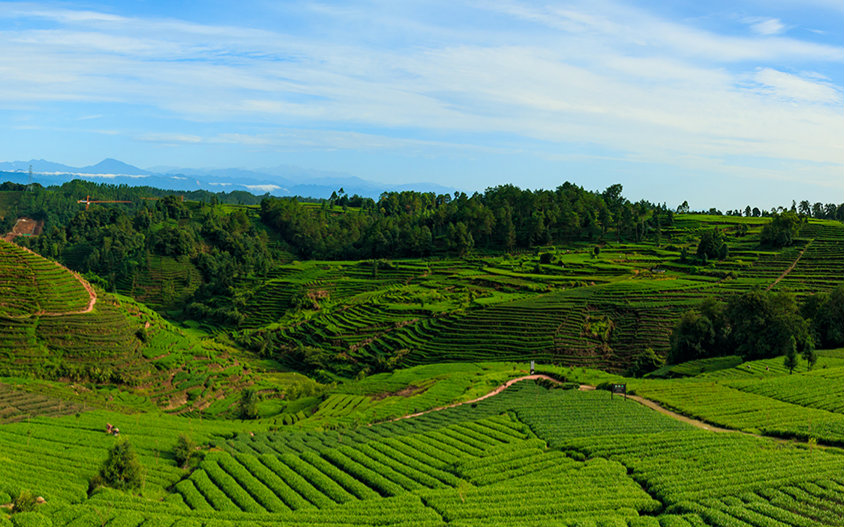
80,158 -> 150,175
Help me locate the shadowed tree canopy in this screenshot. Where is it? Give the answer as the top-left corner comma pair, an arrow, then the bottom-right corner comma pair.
760,211 -> 803,247
670,290 -> 813,364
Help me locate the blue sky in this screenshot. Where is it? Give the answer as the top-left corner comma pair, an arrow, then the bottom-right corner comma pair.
0,0 -> 841,209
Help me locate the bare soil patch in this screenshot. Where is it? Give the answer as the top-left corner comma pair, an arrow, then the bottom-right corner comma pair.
2,217 -> 43,242
371,383 -> 428,401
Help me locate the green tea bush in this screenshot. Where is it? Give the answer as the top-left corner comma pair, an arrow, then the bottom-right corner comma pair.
10,512 -> 50,527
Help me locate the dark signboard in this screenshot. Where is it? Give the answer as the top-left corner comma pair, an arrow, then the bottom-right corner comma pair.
610,383 -> 627,399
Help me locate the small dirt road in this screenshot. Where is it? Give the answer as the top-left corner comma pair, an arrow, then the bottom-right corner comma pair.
389,375 -> 734,434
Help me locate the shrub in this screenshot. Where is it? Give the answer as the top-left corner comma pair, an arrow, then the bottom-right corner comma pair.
11,491 -> 37,513
173,434 -> 197,469
627,348 -> 664,377
91,440 -> 144,492
238,389 -> 259,420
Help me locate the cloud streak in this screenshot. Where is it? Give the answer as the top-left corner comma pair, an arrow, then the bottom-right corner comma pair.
746,17 -> 786,36
0,0 -> 841,197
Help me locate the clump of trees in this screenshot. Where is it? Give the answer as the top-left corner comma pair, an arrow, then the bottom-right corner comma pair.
801,285 -> 844,349
760,211 -> 803,247
238,389 -> 259,420
669,290 -> 817,365
627,348 -> 664,377
696,228 -> 729,261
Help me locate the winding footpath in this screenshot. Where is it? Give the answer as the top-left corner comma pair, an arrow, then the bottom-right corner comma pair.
609,390 -> 734,433
387,374 -> 562,422
388,374 -> 737,434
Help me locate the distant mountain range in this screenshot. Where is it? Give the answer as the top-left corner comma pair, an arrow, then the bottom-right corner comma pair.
0,159 -> 456,199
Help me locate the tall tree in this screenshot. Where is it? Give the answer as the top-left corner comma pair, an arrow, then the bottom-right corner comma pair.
784,336 -> 798,374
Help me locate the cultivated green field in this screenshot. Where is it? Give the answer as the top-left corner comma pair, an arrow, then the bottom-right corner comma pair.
5,375 -> 844,526
2,193 -> 844,526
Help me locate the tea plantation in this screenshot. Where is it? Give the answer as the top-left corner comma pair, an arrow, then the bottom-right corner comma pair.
2,206 -> 844,526
232,215 -> 844,377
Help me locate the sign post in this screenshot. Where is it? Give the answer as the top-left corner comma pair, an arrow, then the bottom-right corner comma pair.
610,383 -> 627,400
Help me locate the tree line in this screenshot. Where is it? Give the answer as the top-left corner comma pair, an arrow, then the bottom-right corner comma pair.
691,200 -> 844,222
259,183 -> 677,259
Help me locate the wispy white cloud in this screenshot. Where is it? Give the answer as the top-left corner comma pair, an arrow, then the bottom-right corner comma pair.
245,184 -> 282,192
0,0 -> 840,193
751,68 -> 842,103
137,133 -> 203,145
483,1 -> 842,62
745,17 -> 786,36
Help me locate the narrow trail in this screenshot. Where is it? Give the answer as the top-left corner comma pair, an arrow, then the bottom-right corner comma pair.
386,374 -> 743,436
385,374 -> 562,422
607,390 -> 734,433
578,382 -> 732,432
767,240 -> 811,291
7,242 -> 97,317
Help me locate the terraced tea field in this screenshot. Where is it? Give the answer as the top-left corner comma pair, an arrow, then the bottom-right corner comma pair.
2,209 -> 844,526
4,379 -> 844,526
234,216 -> 844,376
0,239 -> 91,318
0,240 -> 268,416
629,351 -> 844,445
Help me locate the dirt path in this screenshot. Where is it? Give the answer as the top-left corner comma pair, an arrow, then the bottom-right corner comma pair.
387,375 -> 736,435
386,374 -> 563,422
386,376 -> 840,451
767,240 -> 811,291
580,383 -> 749,433
6,242 -> 97,317
616,391 -> 734,433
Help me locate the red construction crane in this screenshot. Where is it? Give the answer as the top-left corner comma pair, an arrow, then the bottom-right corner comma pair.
77,195 -> 133,211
